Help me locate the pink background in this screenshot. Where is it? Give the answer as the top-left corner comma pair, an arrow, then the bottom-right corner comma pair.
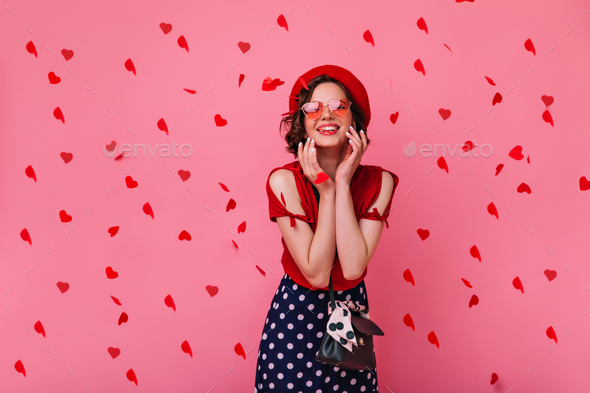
2,0 -> 590,392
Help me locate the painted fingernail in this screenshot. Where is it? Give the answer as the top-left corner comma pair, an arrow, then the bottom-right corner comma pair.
361,130 -> 365,134
307,137 -> 310,142
349,125 -> 354,129
346,132 -> 351,135
312,148 -> 315,153
311,139 -> 314,144
299,141 -> 302,147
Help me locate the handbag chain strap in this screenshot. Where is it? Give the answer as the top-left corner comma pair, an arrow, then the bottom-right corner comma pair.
311,183 -> 370,314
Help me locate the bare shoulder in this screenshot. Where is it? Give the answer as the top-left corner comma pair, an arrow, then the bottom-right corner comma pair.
268,169 -> 304,214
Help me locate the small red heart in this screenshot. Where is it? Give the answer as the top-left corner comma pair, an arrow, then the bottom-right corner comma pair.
118,312 -> 128,325
105,141 -> 116,151
164,294 -> 176,311
53,107 -> 65,123
177,35 -> 189,52
59,210 -> 72,222
178,230 -> 191,241
206,285 -> 219,297
184,88 -> 196,94
437,157 -> 449,174
546,326 -> 557,343
541,95 -> 554,107
512,276 -> 524,294
157,118 -> 169,134
159,22 -> 172,34
61,49 -> 74,60
544,269 -> 557,281
524,38 -> 536,55
143,202 -> 154,219
427,331 -> 439,348
461,278 -> 472,288
517,183 -> 532,194
438,108 -> 451,120
403,269 -> 415,286
403,314 -> 415,331
417,229 -> 429,240
107,347 -> 120,359
226,199 -> 236,212
315,172 -> 329,184
492,92 -> 502,106
214,114 -> 228,127
34,321 -> 46,337
462,141 -> 475,152
181,340 -> 193,357
108,226 -> 119,237
389,112 -> 399,124
124,58 -> 136,75
277,14 -> 288,31
125,176 -> 138,188
178,170 -> 191,181
232,239 -> 238,249
509,146 -> 524,160
255,265 -> 266,276
56,281 -> 69,293
414,59 -> 425,76
468,295 -> 479,308
237,41 -> 251,53
15,360 -> 26,377
219,182 -> 230,192
416,17 -> 428,34
485,76 -> 496,86
542,109 -> 554,127
262,77 -> 285,91
238,74 -> 245,87
490,373 -> 498,385
495,164 -> 504,176
25,165 -> 37,182
235,342 -> 246,359
579,177 -> 590,191
60,152 -> 73,163
20,228 -> 32,245
48,72 -> 61,84
106,266 -> 119,279
470,245 -> 481,262
111,296 -> 122,305
238,221 -> 247,234
362,29 -> 375,47
487,202 -> 499,219
26,41 -> 37,58
126,368 -> 138,385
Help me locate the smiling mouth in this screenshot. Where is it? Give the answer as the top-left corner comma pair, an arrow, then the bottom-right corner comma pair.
317,126 -> 341,133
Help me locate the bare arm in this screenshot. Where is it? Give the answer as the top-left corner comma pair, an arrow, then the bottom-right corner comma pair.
269,169 -> 336,288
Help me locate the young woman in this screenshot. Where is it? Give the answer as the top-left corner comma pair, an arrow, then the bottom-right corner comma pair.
254,65 -> 399,392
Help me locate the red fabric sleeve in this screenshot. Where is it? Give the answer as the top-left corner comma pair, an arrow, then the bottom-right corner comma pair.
266,168 -> 313,227
359,169 -> 399,229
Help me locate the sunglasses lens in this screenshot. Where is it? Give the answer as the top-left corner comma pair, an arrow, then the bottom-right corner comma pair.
302,99 -> 350,119
330,99 -> 350,116
302,102 -> 322,120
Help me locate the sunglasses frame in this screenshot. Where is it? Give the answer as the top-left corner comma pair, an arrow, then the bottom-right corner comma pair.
301,98 -> 353,120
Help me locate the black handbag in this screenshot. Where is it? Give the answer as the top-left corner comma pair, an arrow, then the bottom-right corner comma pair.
315,275 -> 384,370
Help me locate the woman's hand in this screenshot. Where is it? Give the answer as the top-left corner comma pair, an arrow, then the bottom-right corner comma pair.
335,125 -> 368,187
298,137 -> 335,195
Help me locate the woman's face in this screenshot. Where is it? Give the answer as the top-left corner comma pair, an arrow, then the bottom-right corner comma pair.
302,82 -> 355,146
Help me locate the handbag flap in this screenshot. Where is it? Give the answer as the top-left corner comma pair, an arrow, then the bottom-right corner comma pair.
351,315 -> 384,336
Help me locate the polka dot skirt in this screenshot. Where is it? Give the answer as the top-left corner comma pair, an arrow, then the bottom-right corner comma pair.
254,274 -> 379,392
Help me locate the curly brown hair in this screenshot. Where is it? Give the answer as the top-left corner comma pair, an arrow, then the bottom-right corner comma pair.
279,74 -> 370,158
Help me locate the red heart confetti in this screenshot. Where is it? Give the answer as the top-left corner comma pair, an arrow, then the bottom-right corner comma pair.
108,226 -> 119,237
21,228 -> 32,245
178,170 -> 190,181
124,59 -> 136,75
232,239 -> 239,249
53,107 -> 65,123
239,74 -> 245,87
60,152 -> 73,163
25,165 -> 37,182
226,199 -> 236,212
262,77 -> 285,91
315,172 -> 329,184
206,285 -> 219,297
126,368 -> 138,385
427,331 -> 439,348
485,76 -> 496,86
15,360 -> 26,377
541,95 -> 554,107
159,22 -> 172,34
546,326 -> 557,343
61,49 -> 74,60
416,17 -> 428,34
34,321 -> 46,337
414,59 -> 425,75
490,373 -> 498,385
219,182 -> 230,192
26,41 -> 37,58
417,229 -> 429,240
403,269 -> 415,286
461,278 -> 472,288
495,164 -> 504,175
508,146 -> 524,160
363,30 -> 375,47
59,210 -> 72,222
157,118 -> 169,134
56,282 -> 69,293
462,141 -> 475,152
143,202 -> 154,219
105,141 -> 116,151
118,312 -> 129,325
403,314 -> 415,331
181,340 -> 193,357
277,14 -> 288,31
389,112 -> 399,124
492,93 -> 502,106
164,294 -> 176,311
177,35 -> 189,52
542,109 -> 554,127
544,269 -> 557,281
468,295 -> 479,308
178,230 -> 191,241
235,342 -> 246,359
470,245 -> 481,262
256,265 -> 266,276
238,221 -> 247,233
298,76 -> 309,91
513,276 -> 524,294
125,176 -> 138,188
106,267 -> 118,279
524,38 -> 536,55
443,43 -> 453,54
237,41 -> 250,53
108,347 -> 120,359
487,202 -> 498,219
579,177 -> 590,191
184,88 -> 196,94
438,108 -> 451,120
111,296 -> 122,305
214,114 -> 227,127
437,157 -> 449,173
48,72 -> 61,84
517,183 -> 531,194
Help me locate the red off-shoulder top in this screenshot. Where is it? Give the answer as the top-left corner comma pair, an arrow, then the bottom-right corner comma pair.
266,160 -> 399,291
